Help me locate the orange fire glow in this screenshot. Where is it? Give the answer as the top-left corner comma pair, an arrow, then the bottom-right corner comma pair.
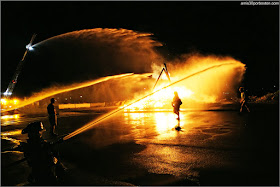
125,55 -> 245,111
63,55 -> 245,141
124,86 -> 193,111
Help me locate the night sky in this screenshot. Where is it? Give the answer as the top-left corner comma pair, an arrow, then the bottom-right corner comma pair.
1,1 -> 279,97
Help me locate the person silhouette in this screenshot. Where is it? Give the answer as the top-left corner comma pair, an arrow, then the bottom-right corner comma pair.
172,91 -> 182,121
47,98 -> 58,136
239,87 -> 250,113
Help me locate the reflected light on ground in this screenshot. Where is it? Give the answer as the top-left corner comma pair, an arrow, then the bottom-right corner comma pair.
124,112 -> 149,125
154,113 -> 178,132
1,129 -> 22,136
1,114 -> 20,120
154,112 -> 186,140
1,136 -> 21,146
123,111 -> 186,140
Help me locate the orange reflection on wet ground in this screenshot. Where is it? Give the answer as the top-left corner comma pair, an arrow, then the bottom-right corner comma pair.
123,111 -> 191,143
154,112 -> 184,140
123,110 -> 200,179
1,114 -> 22,126
122,110 -> 242,179
1,129 -> 23,147
123,112 -> 156,142
1,114 -> 20,120
1,129 -> 22,136
1,136 -> 22,146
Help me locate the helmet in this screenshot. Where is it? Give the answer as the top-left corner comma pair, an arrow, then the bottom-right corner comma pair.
22,121 -> 44,134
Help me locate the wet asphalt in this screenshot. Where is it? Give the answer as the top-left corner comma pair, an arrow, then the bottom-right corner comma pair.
1,104 -> 279,186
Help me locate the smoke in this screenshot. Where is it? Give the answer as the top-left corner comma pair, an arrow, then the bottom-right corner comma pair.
156,53 -> 246,103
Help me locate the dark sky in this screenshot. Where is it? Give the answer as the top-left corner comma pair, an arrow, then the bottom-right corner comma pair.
1,1 -> 279,97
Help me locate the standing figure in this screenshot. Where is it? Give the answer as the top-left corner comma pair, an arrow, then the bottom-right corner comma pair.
19,121 -> 65,185
47,98 -> 58,136
172,91 -> 182,121
239,87 -> 250,113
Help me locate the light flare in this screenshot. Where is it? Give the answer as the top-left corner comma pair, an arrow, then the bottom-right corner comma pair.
13,99 -> 19,105
124,86 -> 194,111
26,44 -> 34,51
1,98 -> 21,110
1,99 -> 7,105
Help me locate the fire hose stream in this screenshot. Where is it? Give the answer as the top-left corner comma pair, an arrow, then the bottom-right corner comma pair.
63,62 -> 237,141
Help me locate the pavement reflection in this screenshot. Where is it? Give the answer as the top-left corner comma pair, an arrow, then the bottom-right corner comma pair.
1,114 -> 21,126
1,105 -> 278,186
122,110 -> 244,179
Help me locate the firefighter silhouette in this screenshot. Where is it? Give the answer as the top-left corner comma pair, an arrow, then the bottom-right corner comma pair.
172,91 -> 182,120
239,87 -> 250,113
18,121 -> 65,185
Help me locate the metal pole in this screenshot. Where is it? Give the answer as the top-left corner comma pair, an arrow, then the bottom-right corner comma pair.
4,34 -> 36,97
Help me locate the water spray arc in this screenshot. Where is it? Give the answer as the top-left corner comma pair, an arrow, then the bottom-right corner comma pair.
2,73 -> 133,113
63,62 -> 241,141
